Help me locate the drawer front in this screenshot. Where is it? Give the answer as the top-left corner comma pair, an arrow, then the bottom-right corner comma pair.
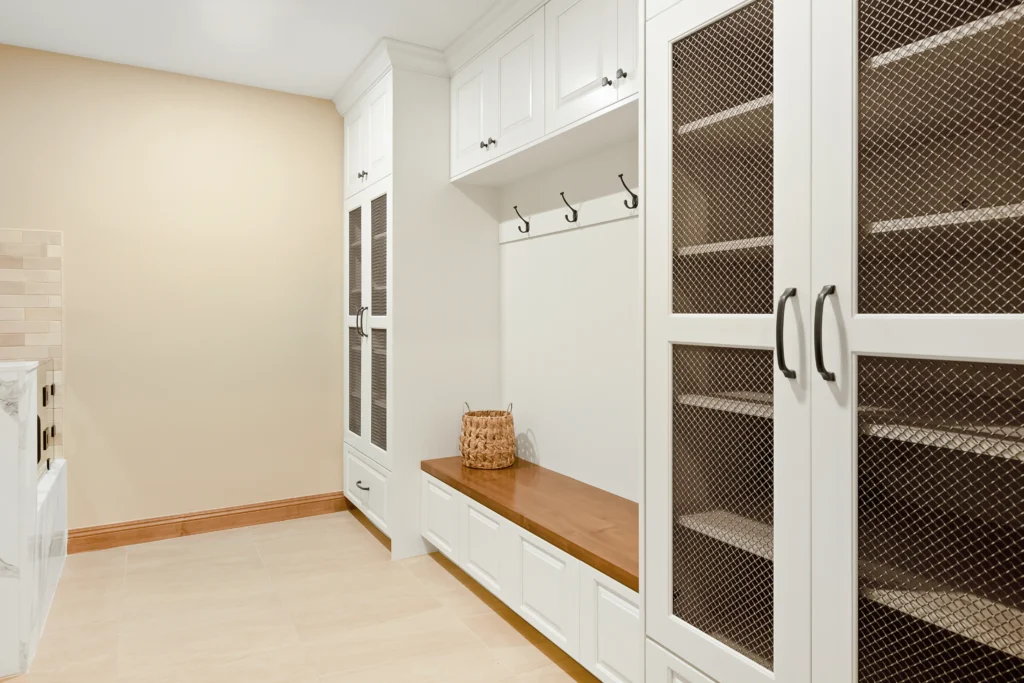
421,473 -> 460,562
459,497 -> 515,605
345,447 -> 389,536
511,527 -> 581,658
646,639 -> 717,683
580,564 -> 642,683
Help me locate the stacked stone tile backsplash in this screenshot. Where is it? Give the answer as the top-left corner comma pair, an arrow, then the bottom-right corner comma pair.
0,230 -> 63,458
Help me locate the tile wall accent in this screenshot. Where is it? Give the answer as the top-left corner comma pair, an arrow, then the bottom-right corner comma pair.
0,230 -> 63,458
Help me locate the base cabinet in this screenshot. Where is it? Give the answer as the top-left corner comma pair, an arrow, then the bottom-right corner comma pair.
580,564 -> 643,683
646,639 -> 716,683
511,527 -> 581,659
421,472 -> 640,676
345,446 -> 389,536
459,496 -> 516,606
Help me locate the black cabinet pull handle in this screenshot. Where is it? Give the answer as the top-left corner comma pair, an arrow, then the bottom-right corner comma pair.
776,288 -> 797,379
42,429 -> 48,451
42,386 -> 48,407
356,306 -> 369,338
355,480 -> 370,491
814,284 -> 837,382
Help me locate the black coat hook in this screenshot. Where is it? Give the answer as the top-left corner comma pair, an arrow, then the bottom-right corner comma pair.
513,205 -> 530,234
560,192 -> 578,223
619,174 -> 639,210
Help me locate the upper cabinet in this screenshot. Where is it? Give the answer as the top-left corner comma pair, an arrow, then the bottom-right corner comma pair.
346,72 -> 392,198
450,9 -> 545,178
449,0 -> 637,180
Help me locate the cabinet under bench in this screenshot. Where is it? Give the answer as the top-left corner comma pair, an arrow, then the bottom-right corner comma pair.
420,457 -> 641,683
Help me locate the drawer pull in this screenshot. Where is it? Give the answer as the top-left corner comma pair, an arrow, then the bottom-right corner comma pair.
355,480 -> 370,491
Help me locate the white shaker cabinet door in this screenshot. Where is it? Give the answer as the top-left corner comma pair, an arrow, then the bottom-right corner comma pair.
458,497 -> 516,606
579,564 -> 642,683
615,0 -> 639,99
344,102 -> 366,197
421,473 -> 460,563
510,526 -> 581,659
492,8 -> 545,154
364,72 -> 392,184
544,0 -> 618,133
646,640 -> 717,683
450,58 -> 493,177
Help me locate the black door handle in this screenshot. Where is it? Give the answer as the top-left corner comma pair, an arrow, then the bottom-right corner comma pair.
355,480 -> 370,491
814,285 -> 837,382
776,288 -> 797,379
357,306 -> 369,338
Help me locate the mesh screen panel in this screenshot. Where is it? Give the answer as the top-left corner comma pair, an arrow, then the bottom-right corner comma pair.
671,0 -> 773,315
858,356 -> 1024,681
348,328 -> 361,436
348,206 -> 362,316
672,345 -> 774,669
371,330 -> 387,451
858,2 -> 1024,314
371,194 -> 387,316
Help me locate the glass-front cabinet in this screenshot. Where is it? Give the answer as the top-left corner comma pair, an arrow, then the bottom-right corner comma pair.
344,177 -> 392,471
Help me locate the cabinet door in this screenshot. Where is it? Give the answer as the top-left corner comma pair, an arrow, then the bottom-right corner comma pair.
646,639 -> 716,683
645,0 -> 811,681
344,103 -> 366,197
580,564 -> 642,683
458,497 -> 515,605
344,194 -> 368,455
421,473 -> 460,562
450,58 -> 493,177
615,0 -> 638,100
811,2 -> 1024,682
492,9 -> 545,154
363,178 -> 391,471
345,447 -> 388,536
365,72 -> 392,184
544,0 -> 618,133
510,527 -> 580,659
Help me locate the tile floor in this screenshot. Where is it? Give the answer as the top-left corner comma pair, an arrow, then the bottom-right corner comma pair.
10,511 -> 597,682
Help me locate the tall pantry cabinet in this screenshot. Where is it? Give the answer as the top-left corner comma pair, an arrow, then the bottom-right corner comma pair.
646,0 -> 1024,682
339,41 -> 500,560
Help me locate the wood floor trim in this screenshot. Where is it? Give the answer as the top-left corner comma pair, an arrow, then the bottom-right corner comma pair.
68,492 -> 350,554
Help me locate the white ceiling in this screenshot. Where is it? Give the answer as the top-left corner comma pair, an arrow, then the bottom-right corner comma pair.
0,0 -> 497,98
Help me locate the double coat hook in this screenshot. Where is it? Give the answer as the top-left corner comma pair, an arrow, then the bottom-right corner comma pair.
560,192 -> 578,223
513,205 -> 530,234
619,174 -> 639,209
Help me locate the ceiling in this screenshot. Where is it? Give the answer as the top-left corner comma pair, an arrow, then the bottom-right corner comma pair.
0,0 -> 497,99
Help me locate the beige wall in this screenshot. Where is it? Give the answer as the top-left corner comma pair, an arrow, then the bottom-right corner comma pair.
0,45 -> 345,528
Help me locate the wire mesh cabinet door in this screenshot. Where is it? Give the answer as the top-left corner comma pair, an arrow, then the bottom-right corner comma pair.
362,177 -> 392,471
344,191 -> 369,457
645,0 -> 811,681
811,1 -> 1024,681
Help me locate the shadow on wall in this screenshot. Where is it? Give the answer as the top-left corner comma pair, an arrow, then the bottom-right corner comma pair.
516,429 -> 539,464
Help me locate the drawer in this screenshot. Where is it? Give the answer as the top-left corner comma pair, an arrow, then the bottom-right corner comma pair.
345,446 -> 389,536
646,639 -> 717,683
459,496 -> 516,606
580,563 -> 642,683
421,473 -> 461,562
510,526 -> 580,659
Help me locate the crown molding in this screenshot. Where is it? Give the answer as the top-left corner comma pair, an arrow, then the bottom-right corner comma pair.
444,0 -> 546,76
333,38 -> 448,115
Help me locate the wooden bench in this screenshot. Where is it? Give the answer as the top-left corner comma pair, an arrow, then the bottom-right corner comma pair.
420,456 -> 641,682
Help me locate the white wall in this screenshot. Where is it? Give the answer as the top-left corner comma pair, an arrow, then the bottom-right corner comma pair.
498,142 -> 641,501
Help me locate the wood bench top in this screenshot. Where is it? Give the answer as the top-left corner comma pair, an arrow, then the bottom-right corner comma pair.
420,456 -> 639,591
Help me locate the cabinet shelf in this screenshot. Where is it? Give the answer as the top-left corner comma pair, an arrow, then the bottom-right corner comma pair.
676,94 -> 773,144
863,586 -> 1024,659
866,202 -> 1024,235
676,235 -> 772,258
677,510 -> 773,561
676,391 -> 772,419
862,420 -> 1024,461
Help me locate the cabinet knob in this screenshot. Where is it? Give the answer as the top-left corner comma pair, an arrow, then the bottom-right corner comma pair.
486,137 -> 496,147
602,76 -> 613,87
616,68 -> 628,79
480,141 -> 487,149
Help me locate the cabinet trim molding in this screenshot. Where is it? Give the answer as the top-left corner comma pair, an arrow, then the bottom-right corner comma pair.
445,0 -> 548,76
334,38 -> 448,115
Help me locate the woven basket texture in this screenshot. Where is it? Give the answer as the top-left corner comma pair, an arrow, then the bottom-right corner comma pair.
460,408 -> 515,469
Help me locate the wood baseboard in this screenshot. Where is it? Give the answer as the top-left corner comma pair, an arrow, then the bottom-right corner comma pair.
68,492 -> 350,554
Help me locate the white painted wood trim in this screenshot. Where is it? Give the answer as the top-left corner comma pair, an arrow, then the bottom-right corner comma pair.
445,0 -> 548,75
334,39 -> 448,115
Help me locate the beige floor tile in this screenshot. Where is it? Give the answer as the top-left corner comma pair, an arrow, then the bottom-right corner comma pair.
23,511 -> 596,683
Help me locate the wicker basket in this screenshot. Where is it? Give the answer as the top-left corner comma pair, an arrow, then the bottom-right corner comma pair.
460,403 -> 516,470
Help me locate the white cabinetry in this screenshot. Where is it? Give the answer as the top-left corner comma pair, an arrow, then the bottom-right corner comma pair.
450,9 -> 545,177
647,0 -> 1024,681
338,42 -> 500,558
646,640 -> 716,683
580,564 -> 643,683
511,527 -> 581,658
345,72 -> 392,198
459,497 -> 516,605
421,474 -> 460,562
345,445 -> 388,535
